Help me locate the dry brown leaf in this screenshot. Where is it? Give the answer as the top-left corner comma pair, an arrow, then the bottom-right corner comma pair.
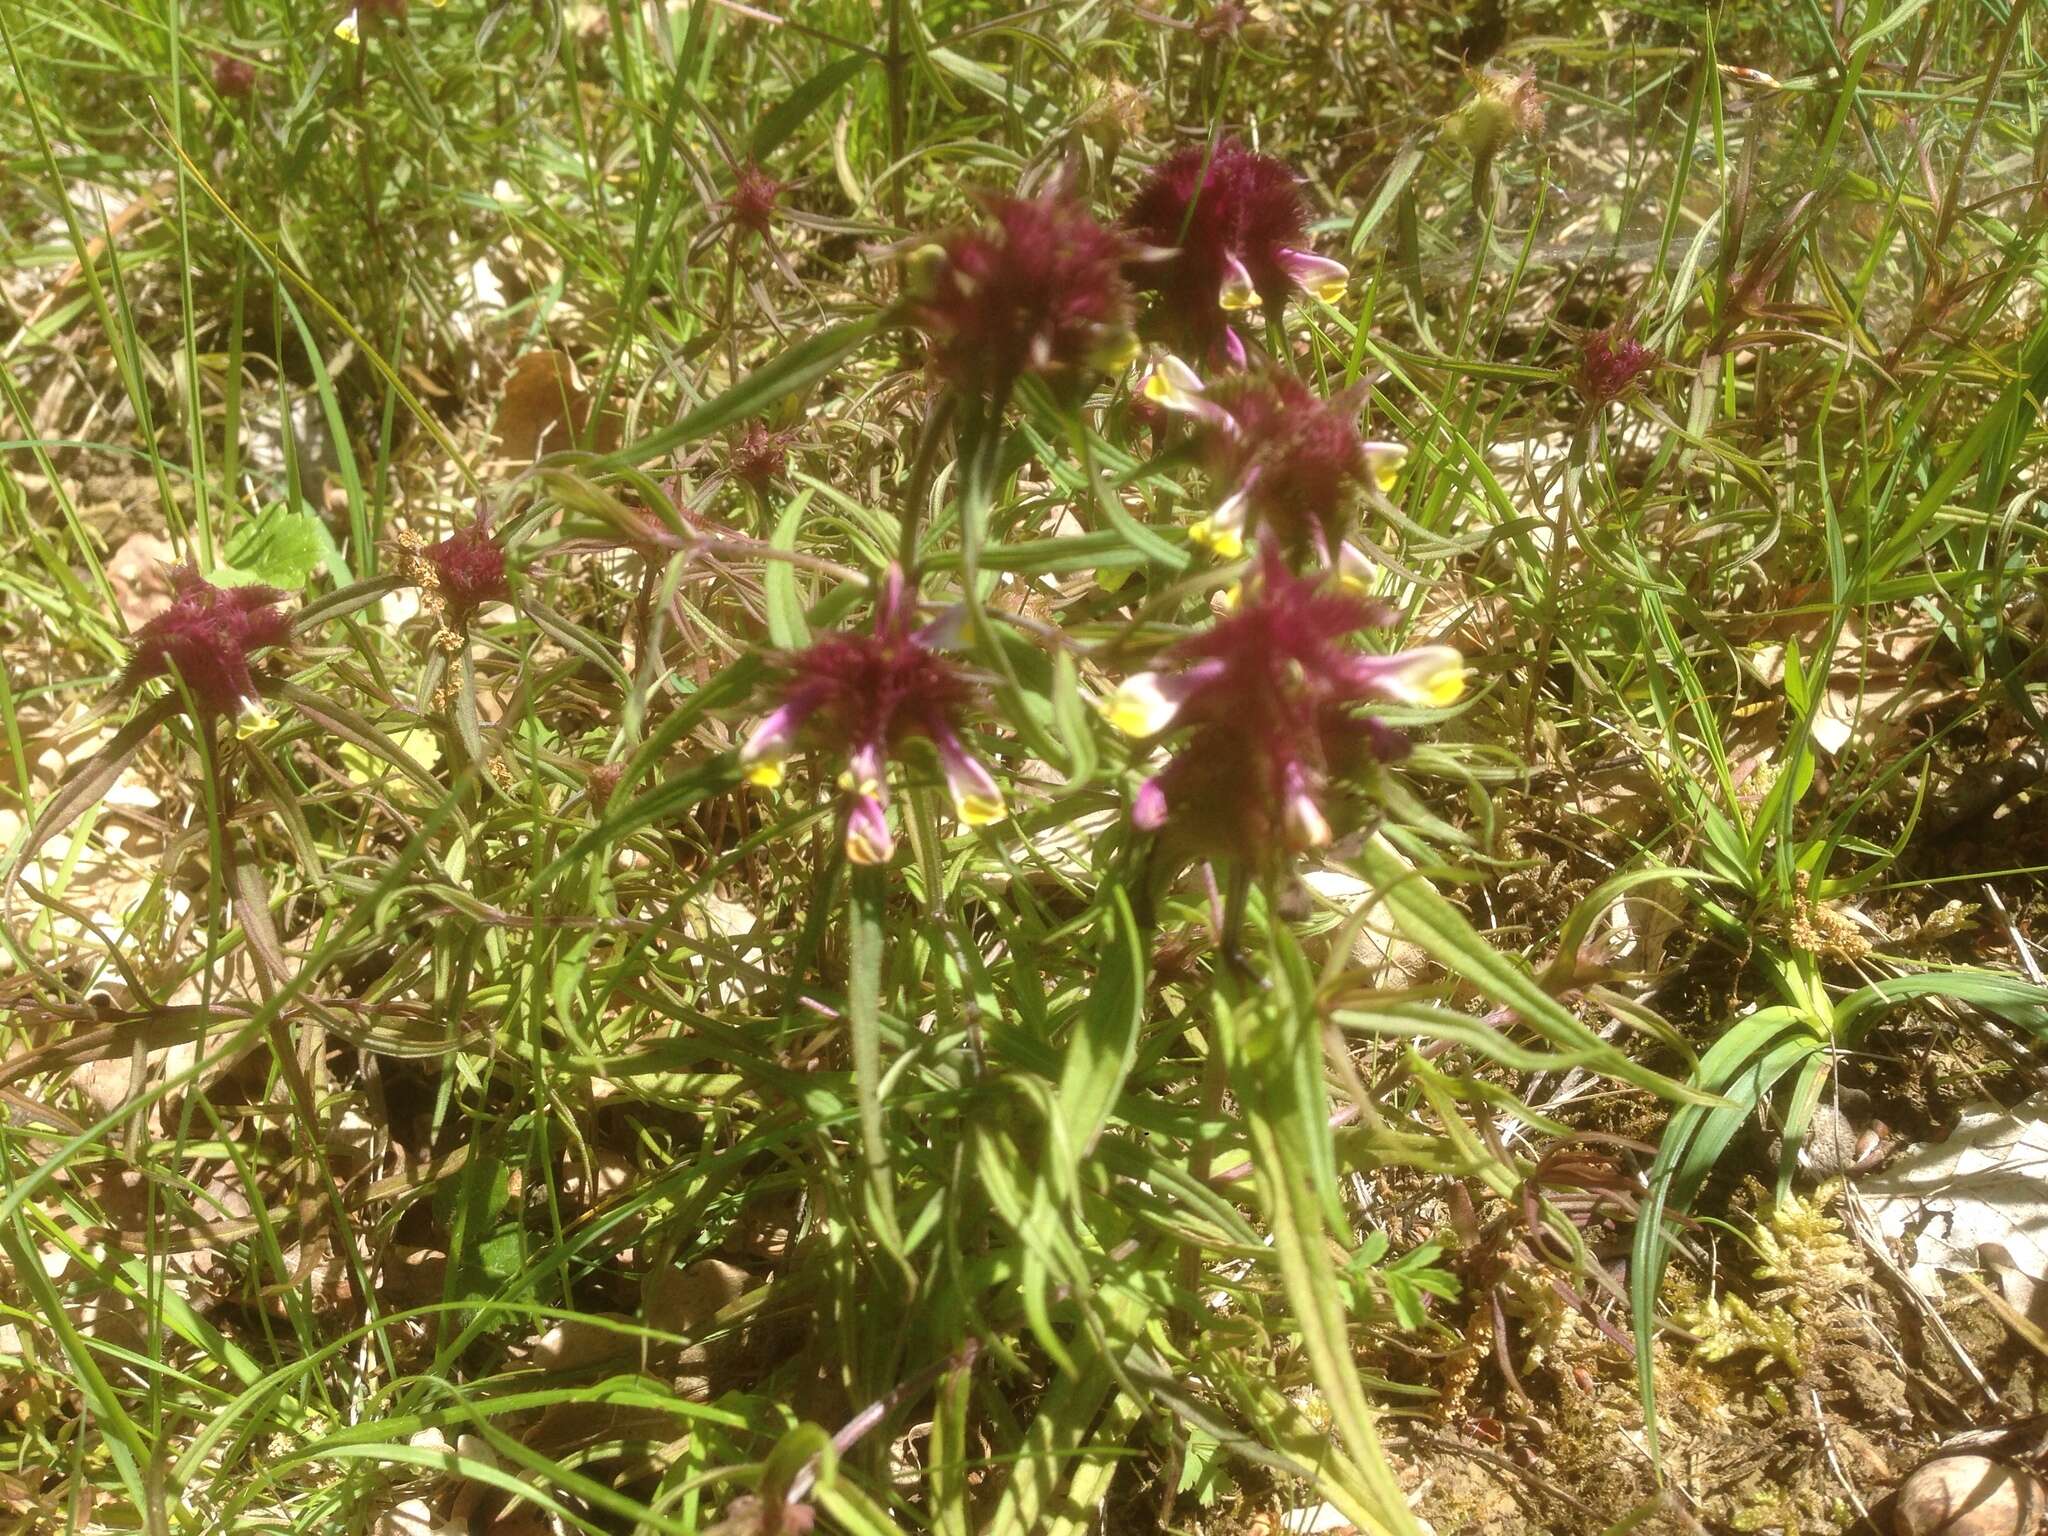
529,1314 -> 634,1370
644,1257 -> 750,1335
104,531 -> 179,627
1300,865 -> 1430,986
495,350 -> 585,460
1861,1097 -> 2048,1296
494,350 -> 621,461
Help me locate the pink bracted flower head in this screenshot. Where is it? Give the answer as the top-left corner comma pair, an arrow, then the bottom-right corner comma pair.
726,162 -> 784,239
1574,327 -> 1657,407
1105,550 -> 1465,861
727,421 -> 794,490
739,567 -> 1007,865
1138,359 -> 1407,562
417,518 -> 511,626
908,193 -> 1138,396
1123,137 -> 1347,364
120,566 -> 292,718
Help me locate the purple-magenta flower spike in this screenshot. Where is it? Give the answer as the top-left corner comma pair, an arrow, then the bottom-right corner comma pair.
397,517 -> 512,651
120,566 -> 292,719
1137,359 -> 1407,564
1105,550 -> 1465,860
739,566 -> 1007,864
1573,327 -> 1657,407
1123,138 -> 1348,362
1194,0 -> 1260,42
908,193 -> 1138,396
427,523 -> 509,619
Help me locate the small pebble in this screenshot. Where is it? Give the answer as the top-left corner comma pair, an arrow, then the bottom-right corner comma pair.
1893,1454 -> 2044,1536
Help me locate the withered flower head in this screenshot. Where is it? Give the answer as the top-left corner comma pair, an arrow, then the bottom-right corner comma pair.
1139,356 -> 1406,563
1106,551 -> 1465,861
585,762 -> 625,811
739,567 -> 1006,866
1444,68 -> 1546,162
120,566 -> 292,718
907,193 -> 1138,396
726,162 -> 785,238
1123,137 -> 1347,363
1077,76 -> 1150,151
210,51 -> 257,97
1573,327 -> 1656,407
727,421 -> 794,490
1194,0 -> 1264,42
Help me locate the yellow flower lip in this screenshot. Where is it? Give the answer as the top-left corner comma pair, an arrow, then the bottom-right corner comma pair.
843,793 -> 897,865
235,700 -> 278,740
1089,328 -> 1141,373
1385,645 -> 1468,708
1279,247 -> 1351,304
1218,253 -> 1263,311
1336,540 -> 1377,589
739,709 -> 799,788
333,8 -> 361,40
1286,793 -> 1333,849
938,742 -> 1008,828
1139,353 -> 1205,409
952,788 -> 1007,827
1190,482 -> 1251,560
845,826 -> 893,865
1103,672 -> 1179,737
904,243 -> 950,301
1189,519 -> 1245,561
1361,440 -> 1408,493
